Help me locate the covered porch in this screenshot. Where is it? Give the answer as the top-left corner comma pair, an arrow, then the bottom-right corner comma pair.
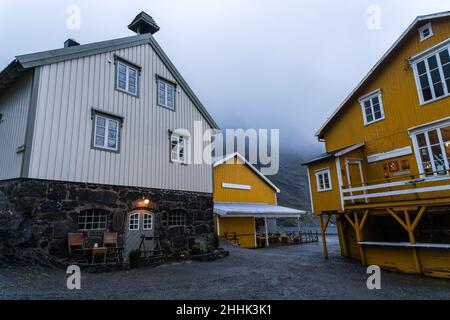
214,202 -> 312,248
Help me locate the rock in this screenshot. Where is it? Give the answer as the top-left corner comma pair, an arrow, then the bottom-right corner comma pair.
40,201 -> 61,213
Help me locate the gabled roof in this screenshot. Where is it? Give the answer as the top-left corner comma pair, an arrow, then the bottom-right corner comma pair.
0,33 -> 219,129
316,11 -> 450,138
213,152 -> 281,193
302,142 -> 364,166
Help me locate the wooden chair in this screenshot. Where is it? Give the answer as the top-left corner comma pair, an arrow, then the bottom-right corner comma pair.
68,233 -> 85,259
103,232 -> 121,262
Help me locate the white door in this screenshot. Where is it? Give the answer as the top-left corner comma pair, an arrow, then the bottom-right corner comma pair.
124,210 -> 154,259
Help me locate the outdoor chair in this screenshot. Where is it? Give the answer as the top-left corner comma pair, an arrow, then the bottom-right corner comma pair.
103,232 -> 122,262
68,233 -> 86,261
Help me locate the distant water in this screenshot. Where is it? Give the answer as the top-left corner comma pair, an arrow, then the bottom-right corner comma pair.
278,225 -> 338,235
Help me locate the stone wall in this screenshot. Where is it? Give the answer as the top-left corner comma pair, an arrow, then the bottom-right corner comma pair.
0,179 -> 214,266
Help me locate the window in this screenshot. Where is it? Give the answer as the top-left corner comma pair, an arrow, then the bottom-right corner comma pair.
413,124 -> 450,176
359,90 -> 385,125
315,169 -> 332,192
78,209 -> 108,231
413,46 -> 450,104
171,133 -> 188,164
116,59 -> 139,96
143,213 -> 152,230
92,112 -> 121,152
157,78 -> 176,110
419,23 -> 433,42
167,211 -> 186,227
129,213 -> 140,231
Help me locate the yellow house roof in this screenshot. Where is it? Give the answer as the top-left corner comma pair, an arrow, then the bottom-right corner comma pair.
316,11 -> 450,139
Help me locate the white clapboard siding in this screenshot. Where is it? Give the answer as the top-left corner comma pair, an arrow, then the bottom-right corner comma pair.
0,72 -> 32,180
28,43 -> 213,193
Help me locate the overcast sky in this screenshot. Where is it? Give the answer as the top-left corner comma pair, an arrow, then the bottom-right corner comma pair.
1,0 -> 449,154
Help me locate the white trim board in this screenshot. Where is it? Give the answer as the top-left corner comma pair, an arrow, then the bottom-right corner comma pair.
213,152 -> 280,193
367,147 -> 412,163
222,183 -> 251,190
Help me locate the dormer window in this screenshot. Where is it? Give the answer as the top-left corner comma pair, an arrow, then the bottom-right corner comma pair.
419,23 -> 433,41
359,89 -> 385,125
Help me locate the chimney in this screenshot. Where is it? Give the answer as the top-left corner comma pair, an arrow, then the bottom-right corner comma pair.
128,11 -> 160,35
64,38 -> 80,48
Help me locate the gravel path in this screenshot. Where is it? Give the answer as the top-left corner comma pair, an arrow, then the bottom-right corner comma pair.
1,236 -> 449,300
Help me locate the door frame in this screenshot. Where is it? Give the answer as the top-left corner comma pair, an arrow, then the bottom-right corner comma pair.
345,158 -> 367,203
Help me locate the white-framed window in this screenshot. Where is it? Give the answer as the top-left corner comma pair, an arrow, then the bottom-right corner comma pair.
315,168 -> 332,192
129,213 -> 140,231
412,124 -> 450,177
167,211 -> 186,227
143,213 -> 153,230
93,113 -> 121,152
157,78 -> 176,110
116,60 -> 139,96
419,23 -> 433,42
359,90 -> 385,125
171,133 -> 188,164
78,209 -> 108,231
412,45 -> 450,104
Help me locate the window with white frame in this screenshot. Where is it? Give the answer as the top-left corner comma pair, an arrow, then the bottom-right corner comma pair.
359,90 -> 385,125
167,211 -> 186,227
413,125 -> 450,176
143,213 -> 152,230
171,133 -> 188,164
78,209 -> 108,231
315,169 -> 332,192
116,60 -> 139,96
413,45 -> 450,104
157,78 -> 176,110
129,213 -> 140,231
419,23 -> 433,42
93,113 -> 121,152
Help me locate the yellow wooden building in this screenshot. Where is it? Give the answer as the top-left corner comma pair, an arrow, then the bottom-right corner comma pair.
214,153 -> 304,248
304,12 -> 450,279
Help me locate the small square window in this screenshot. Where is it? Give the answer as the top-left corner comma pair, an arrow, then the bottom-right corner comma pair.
115,58 -> 140,96
359,90 -> 385,125
419,23 -> 433,41
315,169 -> 332,192
170,133 -> 188,164
157,78 -> 176,110
92,111 -> 123,152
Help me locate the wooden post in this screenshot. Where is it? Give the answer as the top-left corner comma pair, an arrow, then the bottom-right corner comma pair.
264,218 -> 269,248
404,210 -> 422,274
354,212 -> 367,265
297,216 -> 301,235
319,214 -> 329,259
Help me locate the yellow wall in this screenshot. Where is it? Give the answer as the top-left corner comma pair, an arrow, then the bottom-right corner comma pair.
217,217 -> 256,249
214,156 -> 277,204
307,158 -> 342,214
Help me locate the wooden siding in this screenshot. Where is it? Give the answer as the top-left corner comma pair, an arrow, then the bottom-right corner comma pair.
27,43 -> 213,193
217,217 -> 256,249
308,17 -> 450,212
0,71 -> 32,180
307,158 -> 342,214
324,18 -> 450,177
214,156 -> 277,204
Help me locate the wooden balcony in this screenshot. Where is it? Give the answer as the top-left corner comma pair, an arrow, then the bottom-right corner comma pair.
342,170 -> 450,209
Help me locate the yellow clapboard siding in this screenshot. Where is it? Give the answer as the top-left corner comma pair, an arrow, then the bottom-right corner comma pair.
214,156 -> 277,204
217,217 -> 256,249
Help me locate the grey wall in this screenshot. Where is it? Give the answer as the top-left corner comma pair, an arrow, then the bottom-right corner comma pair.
0,72 -> 33,180
27,43 -> 213,193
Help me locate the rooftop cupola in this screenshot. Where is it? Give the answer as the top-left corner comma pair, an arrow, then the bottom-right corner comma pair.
128,11 -> 160,35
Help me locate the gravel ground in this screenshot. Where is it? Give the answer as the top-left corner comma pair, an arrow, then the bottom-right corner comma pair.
1,236 -> 449,300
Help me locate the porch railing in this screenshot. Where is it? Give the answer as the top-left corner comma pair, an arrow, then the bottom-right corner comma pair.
342,170 -> 450,203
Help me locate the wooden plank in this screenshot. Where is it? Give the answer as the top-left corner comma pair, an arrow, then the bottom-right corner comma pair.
411,206 -> 427,231
387,208 -> 408,231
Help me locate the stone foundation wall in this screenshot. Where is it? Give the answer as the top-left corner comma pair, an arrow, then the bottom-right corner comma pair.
0,179 -> 214,266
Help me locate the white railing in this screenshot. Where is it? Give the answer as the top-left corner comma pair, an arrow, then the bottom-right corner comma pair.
342,175 -> 450,202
